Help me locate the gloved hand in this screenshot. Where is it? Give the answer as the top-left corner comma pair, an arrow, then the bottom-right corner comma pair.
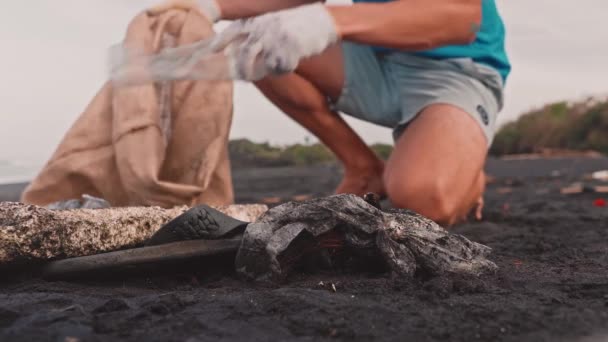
222,3 -> 340,80
110,3 -> 340,85
148,0 -> 222,23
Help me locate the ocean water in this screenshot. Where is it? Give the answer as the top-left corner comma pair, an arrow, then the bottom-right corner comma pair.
0,160 -> 41,184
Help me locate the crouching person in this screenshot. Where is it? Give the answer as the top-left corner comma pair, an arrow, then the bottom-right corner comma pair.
147,0 -> 511,226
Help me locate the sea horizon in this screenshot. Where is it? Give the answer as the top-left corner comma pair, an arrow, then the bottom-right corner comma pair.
0,159 -> 40,185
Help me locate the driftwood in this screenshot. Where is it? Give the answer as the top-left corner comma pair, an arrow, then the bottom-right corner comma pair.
236,194 -> 497,282
0,202 -> 267,266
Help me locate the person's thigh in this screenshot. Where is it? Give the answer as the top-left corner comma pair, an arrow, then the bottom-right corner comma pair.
254,44 -> 345,112
383,104 -> 487,221
256,42 -> 398,125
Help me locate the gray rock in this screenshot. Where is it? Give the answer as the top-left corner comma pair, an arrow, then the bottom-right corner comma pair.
0,202 -> 267,266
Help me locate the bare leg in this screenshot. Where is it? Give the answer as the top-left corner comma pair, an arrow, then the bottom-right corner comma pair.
254,46 -> 385,196
383,104 -> 487,227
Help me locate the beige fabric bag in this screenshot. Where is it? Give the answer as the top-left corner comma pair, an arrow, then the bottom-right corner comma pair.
21,9 -> 234,208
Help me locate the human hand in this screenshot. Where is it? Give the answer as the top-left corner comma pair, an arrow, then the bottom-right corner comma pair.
219,3 -> 340,80
147,0 -> 222,23
110,3 -> 340,85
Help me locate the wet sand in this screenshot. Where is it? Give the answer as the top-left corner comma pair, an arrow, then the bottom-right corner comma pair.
2,157 -> 608,341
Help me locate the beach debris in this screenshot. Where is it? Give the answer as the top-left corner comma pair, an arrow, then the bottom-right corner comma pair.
593,199 -> 606,208
596,186 -> 608,193
291,194 -> 313,202
0,202 -> 267,266
592,170 -> 608,182
316,281 -> 338,293
561,182 -> 608,195
5,195 -> 497,283
46,194 -> 111,210
43,238 -> 242,279
561,183 -> 586,195
236,194 -> 497,282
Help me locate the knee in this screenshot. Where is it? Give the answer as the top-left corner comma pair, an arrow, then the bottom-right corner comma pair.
384,173 -> 459,227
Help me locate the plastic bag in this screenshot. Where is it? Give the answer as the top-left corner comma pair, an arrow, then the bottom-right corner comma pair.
108,25 -> 243,86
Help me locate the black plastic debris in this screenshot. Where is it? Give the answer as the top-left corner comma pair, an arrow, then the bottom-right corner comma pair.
236,194 -> 497,282
42,194 -> 497,282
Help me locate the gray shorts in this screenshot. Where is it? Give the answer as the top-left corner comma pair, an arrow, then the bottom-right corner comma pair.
332,42 -> 505,146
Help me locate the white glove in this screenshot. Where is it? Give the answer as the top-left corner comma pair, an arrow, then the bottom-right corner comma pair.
110,3 -> 339,85
148,0 -> 222,23
222,3 -> 340,80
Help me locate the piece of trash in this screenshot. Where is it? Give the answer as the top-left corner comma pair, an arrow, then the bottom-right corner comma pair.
496,187 -> 513,194
592,170 -> 608,182
595,186 -> 608,194
236,194 -> 498,282
593,199 -> 606,207
317,281 -> 337,293
561,183 -> 608,195
513,259 -> 523,267
292,194 -> 313,202
561,183 -> 585,195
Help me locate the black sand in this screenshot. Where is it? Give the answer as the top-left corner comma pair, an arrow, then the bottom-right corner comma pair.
2,157 -> 608,342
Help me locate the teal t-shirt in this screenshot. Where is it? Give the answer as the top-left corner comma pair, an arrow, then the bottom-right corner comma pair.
351,0 -> 511,82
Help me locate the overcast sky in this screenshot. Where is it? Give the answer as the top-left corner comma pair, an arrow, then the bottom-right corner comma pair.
0,0 -> 606,166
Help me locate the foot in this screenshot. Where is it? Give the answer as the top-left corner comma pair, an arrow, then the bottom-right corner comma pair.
334,163 -> 386,198
473,195 -> 484,221
458,195 -> 484,225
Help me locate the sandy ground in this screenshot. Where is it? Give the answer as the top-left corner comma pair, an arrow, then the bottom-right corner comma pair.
2,157 -> 608,342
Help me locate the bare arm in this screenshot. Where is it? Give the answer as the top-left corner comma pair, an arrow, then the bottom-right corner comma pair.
328,0 -> 482,50
217,0 -> 320,19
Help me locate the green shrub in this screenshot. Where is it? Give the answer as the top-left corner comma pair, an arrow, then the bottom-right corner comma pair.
228,139 -> 395,167
491,98 -> 608,156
